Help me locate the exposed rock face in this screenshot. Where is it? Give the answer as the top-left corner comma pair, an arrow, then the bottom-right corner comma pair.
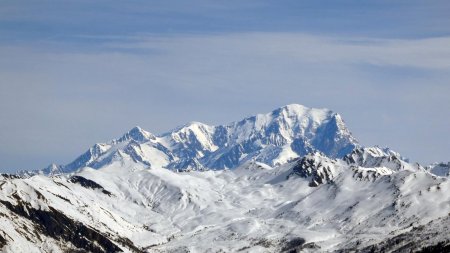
69,176 -> 112,195
0,234 -> 6,249
345,146 -> 410,170
351,166 -> 394,181
355,216 -> 450,253
0,188 -> 142,253
0,199 -> 123,253
291,152 -> 344,186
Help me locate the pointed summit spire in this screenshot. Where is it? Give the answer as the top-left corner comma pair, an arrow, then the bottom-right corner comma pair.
118,126 -> 155,143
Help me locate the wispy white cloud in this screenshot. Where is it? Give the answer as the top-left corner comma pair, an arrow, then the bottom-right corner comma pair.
106,33 -> 450,70
0,32 -> 449,171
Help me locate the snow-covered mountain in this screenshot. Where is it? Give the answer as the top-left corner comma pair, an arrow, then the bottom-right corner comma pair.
1,104 -> 449,252
426,162 -> 450,177
52,104 -> 358,174
344,146 -> 423,172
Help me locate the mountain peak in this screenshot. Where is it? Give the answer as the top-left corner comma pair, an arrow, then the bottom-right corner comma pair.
118,126 -> 155,143
278,103 -> 309,112
33,163 -> 64,176
291,151 -> 344,187
344,146 -> 417,172
271,104 -> 332,118
44,104 -> 359,173
171,121 -> 212,133
426,162 -> 450,177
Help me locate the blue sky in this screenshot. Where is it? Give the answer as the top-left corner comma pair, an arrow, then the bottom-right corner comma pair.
1,0 -> 449,172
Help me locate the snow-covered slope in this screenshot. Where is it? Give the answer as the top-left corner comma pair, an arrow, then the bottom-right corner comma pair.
47,104 -> 358,173
1,104 -> 449,252
2,153 -> 450,252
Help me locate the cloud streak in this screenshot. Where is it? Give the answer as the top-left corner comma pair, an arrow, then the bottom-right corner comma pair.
107,33 -> 450,70
0,32 -> 449,172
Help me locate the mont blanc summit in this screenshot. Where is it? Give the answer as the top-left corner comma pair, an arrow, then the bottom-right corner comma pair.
56,104 -> 358,173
